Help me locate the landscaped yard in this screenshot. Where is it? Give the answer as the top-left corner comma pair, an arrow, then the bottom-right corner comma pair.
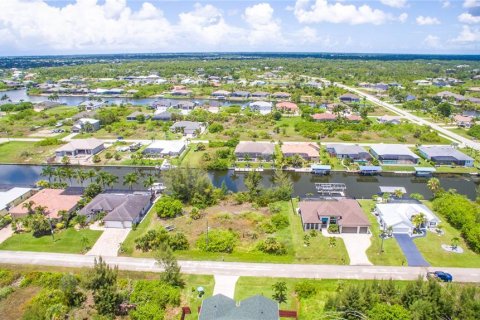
121,199 -> 350,264
0,228 -> 102,254
358,200 -> 406,266
0,141 -> 59,164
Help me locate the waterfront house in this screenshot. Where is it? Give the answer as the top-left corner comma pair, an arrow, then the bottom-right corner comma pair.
72,118 -> 100,133
453,114 -> 474,128
143,140 -> 186,157
326,144 -> 372,162
79,193 -> 152,228
170,121 -> 203,137
198,294 -> 279,320
370,144 -> 419,165
80,100 -> 105,111
339,93 -> 360,103
211,90 -> 231,98
9,188 -> 81,219
234,141 -> 275,161
281,142 -> 319,161
272,92 -> 291,100
276,101 -> 298,114
298,199 -> 370,234
249,101 -> 273,115
172,100 -> 196,114
418,145 -> 474,167
0,187 -> 34,215
375,202 -> 440,234
231,91 -> 250,98
55,138 -> 104,159
171,88 -> 193,96
251,91 -> 270,99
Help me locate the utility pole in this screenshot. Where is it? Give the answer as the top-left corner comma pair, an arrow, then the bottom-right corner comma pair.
206,219 -> 209,248
47,216 -> 55,241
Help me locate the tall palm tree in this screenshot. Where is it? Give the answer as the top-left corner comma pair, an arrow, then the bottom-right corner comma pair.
41,165 -> 55,184
62,167 -> 74,186
95,171 -> 111,188
143,175 -> 156,194
123,172 -> 139,190
427,177 -> 441,195
86,169 -> 97,183
105,173 -> 119,190
74,169 -> 87,187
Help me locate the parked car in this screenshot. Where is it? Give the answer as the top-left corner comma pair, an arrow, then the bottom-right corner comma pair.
117,136 -> 124,141
427,271 -> 452,282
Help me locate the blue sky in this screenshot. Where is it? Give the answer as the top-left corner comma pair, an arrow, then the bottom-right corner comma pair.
0,0 -> 479,55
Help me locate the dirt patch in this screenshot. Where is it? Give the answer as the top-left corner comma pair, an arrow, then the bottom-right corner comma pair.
0,286 -> 41,319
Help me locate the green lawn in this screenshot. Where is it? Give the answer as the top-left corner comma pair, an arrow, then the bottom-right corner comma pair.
0,141 -> 58,164
0,228 -> 102,254
182,274 -> 215,318
358,200 -> 406,266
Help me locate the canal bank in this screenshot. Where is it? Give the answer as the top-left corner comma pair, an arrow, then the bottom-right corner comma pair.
0,164 -> 478,200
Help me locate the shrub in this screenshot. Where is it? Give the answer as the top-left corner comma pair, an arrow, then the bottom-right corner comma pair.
208,123 -> 224,133
196,229 -> 237,253
268,203 -> 283,214
256,237 -> 287,255
154,196 -> 183,218
0,269 -> 17,287
294,280 -> 317,299
134,229 -> 170,252
22,289 -> 68,320
169,233 -> 189,251
20,271 -> 64,289
129,280 -> 180,320
190,207 -> 202,220
0,286 -> 14,301
328,224 -> 340,233
260,220 -> 277,234
35,138 -> 62,147
271,214 -> 289,230
105,152 -> 113,159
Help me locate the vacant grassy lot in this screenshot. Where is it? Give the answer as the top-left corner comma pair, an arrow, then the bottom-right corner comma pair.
0,228 -> 102,254
0,141 -> 59,164
0,286 -> 41,320
358,200 -> 406,266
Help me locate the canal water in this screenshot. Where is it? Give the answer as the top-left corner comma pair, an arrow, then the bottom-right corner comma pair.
1,89 -> 247,107
0,164 -> 478,200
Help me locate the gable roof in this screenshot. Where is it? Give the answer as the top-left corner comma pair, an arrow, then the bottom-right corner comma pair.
234,141 -> 275,155
370,144 -> 419,159
299,199 -> 370,227
79,193 -> 151,222
56,138 -> 104,152
199,294 -> 279,320
376,202 -> 440,228
326,144 -> 370,156
281,142 -> 319,157
418,145 -> 473,161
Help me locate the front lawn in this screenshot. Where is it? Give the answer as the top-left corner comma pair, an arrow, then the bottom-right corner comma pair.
358,200 -> 406,266
181,274 -> 215,319
0,228 -> 102,254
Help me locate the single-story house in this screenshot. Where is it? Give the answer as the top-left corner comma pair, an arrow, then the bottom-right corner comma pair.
143,140 -> 186,157
34,101 -> 63,111
298,199 -> 370,234
281,142 -> 319,161
378,115 -> 402,125
79,193 -> 152,228
370,144 -> 420,165
276,101 -> 298,114
437,91 -> 465,103
170,121 -> 203,137
251,91 -> 270,99
126,111 -> 151,121
0,187 -> 34,215
453,114 -> 474,128
272,92 -> 291,100
211,90 -> 231,98
9,188 -> 81,219
249,101 -> 273,115
339,93 -> 360,103
406,94 -> 416,101
171,88 -> 193,96
172,100 -> 196,112
312,113 -> 337,122
326,144 -> 372,162
72,118 -> 100,133
231,91 -> 250,98
199,294 -> 279,320
418,145 -> 474,167
375,202 -> 441,234
346,114 -> 362,122
152,110 -> 172,121
55,138 -> 105,158
234,141 -> 275,161
80,100 -> 105,111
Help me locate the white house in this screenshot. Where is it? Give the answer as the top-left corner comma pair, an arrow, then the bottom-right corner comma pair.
143,140 -> 186,157
375,202 -> 441,235
0,187 -> 34,215
248,101 -> 273,115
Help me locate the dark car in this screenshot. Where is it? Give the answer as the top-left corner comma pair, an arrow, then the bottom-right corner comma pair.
427,271 -> 453,282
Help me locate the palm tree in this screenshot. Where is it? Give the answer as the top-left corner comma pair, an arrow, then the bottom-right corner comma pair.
105,173 -> 119,190
393,188 -> 404,199
95,171 -> 111,188
123,172 -> 139,190
411,213 -> 427,233
86,169 -> 97,183
74,169 -> 87,187
62,167 -> 74,186
22,200 -> 36,215
427,177 -> 441,195
41,165 -> 55,184
143,175 -> 156,194
451,237 -> 460,250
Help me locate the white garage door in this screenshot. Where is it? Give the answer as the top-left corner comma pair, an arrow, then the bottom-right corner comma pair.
104,221 -> 124,229
393,227 -> 410,234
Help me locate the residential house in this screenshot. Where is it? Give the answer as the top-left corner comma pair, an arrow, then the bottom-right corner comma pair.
249,101 -> 273,115
346,114 -> 362,122
80,100 -> 105,111
234,141 -> 275,161
126,111 -> 151,121
326,144 -> 372,162
211,90 -> 231,98
171,87 -> 193,96
152,110 -> 173,121
370,144 -> 420,165
72,118 -> 100,133
9,188 -> 81,219
436,91 -> 465,103
170,121 -> 203,137
298,199 -> 370,234
418,145 -> 474,167
272,92 -> 291,100
406,94 -> 416,101
79,193 -> 152,228
231,91 -> 250,98
198,294 -> 279,320
312,113 -> 337,122
453,114 -> 474,128
172,100 -> 196,114
251,91 -> 270,99
55,138 -> 105,158
143,140 -> 186,157
34,101 -> 63,111
275,101 -> 298,114
375,202 -> 440,234
0,187 -> 34,215
378,115 -> 402,125
281,142 -> 320,161
339,93 -> 360,103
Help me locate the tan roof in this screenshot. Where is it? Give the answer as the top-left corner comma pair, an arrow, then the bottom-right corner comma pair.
312,113 -> 337,121
281,143 -> 319,157
453,114 -> 473,122
9,189 -> 81,219
299,199 -> 370,227
346,114 -> 362,121
276,101 -> 298,111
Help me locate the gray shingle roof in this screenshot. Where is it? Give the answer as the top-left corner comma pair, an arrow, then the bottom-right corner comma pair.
418,146 -> 473,161
199,294 -> 279,320
79,193 -> 151,222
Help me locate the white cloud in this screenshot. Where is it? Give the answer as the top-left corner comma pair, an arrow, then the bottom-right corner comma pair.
416,16 -> 441,25
442,1 -> 450,8
380,0 -> 407,8
243,3 -> 283,45
459,12 -> 480,24
398,13 -> 408,23
423,35 -> 441,48
293,0 -> 392,25
464,0 -> 480,8
453,25 -> 480,42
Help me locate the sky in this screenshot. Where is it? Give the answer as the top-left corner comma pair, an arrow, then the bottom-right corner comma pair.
0,0 -> 479,56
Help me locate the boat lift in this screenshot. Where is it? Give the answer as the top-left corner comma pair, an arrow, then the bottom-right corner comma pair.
315,183 -> 347,196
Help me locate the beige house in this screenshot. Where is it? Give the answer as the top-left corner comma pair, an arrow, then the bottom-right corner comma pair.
281,142 -> 319,161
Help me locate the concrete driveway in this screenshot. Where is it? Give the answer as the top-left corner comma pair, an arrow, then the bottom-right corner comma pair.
0,225 -> 13,244
87,228 -> 131,257
322,229 -> 373,265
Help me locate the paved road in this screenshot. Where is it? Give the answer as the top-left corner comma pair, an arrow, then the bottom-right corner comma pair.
1,250 -> 479,282
334,82 -> 480,150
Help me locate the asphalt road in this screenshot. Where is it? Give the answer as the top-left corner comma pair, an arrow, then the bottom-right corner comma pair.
1,250 -> 479,283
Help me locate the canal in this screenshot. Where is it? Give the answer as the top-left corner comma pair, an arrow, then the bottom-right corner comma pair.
0,164 -> 478,200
